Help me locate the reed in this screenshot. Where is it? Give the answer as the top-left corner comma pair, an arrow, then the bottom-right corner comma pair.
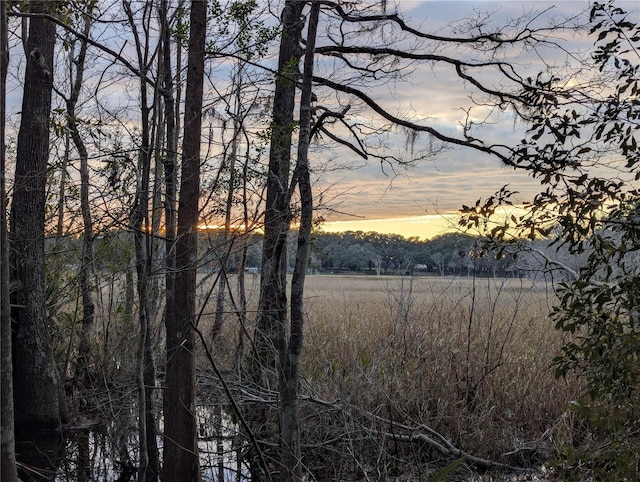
300,275 -> 581,464
203,274 -> 583,477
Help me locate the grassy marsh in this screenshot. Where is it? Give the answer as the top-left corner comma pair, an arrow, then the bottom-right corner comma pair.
203,274 -> 583,477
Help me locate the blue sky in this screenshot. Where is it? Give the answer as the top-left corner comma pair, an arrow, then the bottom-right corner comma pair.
312,0 -> 630,237
317,1 -> 607,231
4,0 -> 638,239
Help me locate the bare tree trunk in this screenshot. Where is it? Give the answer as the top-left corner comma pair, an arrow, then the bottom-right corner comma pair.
158,13 -> 180,475
249,2 -> 305,478
160,0 -> 178,384
132,108 -> 151,482
65,10 -> 95,386
252,0 -> 305,391
163,1 -> 206,479
0,0 -> 17,478
56,125 -> 69,237
233,138 -> 254,371
213,65 -> 244,341
280,4 -> 320,481
10,0 -> 65,433
123,2 -> 160,479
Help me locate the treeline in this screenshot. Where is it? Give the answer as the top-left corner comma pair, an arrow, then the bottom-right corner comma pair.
50,229 -> 529,279
310,231 -> 592,282
311,230 -> 520,277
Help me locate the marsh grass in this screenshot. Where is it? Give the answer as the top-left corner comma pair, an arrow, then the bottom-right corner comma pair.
301,275 -> 579,455
201,274 -> 583,478
53,263 -> 584,478
48,264 -> 586,480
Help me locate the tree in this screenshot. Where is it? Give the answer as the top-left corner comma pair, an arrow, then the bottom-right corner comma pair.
252,0 -> 306,375
0,0 -> 17,478
9,0 -> 66,436
159,0 -> 179,427
59,0 -> 96,395
250,2 -> 588,477
163,1 -> 207,479
248,1 -> 306,476
461,2 -> 640,477
280,3 -> 320,479
122,1 -> 161,478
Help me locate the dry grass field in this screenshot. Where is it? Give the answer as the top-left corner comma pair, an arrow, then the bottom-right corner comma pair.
52,269 -> 587,479
66,268 -> 586,477
300,276 -> 581,462
202,274 -> 585,478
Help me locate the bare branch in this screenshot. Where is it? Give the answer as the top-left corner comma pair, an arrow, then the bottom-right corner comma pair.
313,75 -> 515,165
8,11 -> 156,87
322,1 -> 508,44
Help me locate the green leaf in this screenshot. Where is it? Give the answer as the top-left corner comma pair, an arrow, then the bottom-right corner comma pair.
430,456 -> 468,482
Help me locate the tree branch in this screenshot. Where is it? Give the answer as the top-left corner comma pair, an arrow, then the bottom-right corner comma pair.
8,11 -> 156,88
304,394 -> 536,475
321,1 -> 508,44
313,75 -> 516,165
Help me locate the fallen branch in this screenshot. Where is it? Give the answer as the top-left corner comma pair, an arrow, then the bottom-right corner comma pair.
192,323 -> 273,482
302,393 -> 537,475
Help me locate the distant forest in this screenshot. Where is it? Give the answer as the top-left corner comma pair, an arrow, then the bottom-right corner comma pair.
308,230 -> 571,278
311,230 -> 516,277
62,229 -> 575,280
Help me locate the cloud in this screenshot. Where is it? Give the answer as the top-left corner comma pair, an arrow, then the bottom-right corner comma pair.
312,0 -> 625,222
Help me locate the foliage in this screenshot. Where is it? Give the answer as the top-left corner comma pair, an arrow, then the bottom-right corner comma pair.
207,0 -> 278,58
311,230 -> 518,277
462,2 -> 640,477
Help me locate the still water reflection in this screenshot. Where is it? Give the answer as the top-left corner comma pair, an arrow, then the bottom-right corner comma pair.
16,404 -> 248,481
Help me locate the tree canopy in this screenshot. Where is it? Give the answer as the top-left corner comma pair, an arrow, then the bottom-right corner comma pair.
462,2 -> 640,477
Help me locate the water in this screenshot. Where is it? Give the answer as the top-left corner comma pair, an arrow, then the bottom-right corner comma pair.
15,405 -> 249,481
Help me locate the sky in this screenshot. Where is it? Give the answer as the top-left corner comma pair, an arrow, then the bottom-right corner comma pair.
318,0 -> 637,239
4,1 -> 638,240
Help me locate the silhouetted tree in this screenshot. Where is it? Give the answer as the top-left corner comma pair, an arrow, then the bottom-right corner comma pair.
163,1 -> 206,479
0,0 -> 17,478
10,0 -> 66,436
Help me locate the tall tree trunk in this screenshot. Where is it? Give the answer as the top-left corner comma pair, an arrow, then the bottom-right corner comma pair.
160,0 -> 178,379
0,0 -> 18,478
163,1 -> 206,479
252,0 -> 305,390
280,4 -> 319,480
131,100 -> 153,482
10,5 -> 67,477
249,2 -> 305,478
234,137 -> 253,371
159,15 -> 179,477
213,65 -> 244,341
10,0 -> 65,433
123,2 -> 160,479
65,10 -> 95,386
